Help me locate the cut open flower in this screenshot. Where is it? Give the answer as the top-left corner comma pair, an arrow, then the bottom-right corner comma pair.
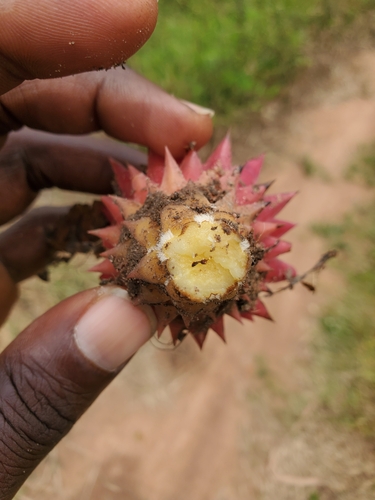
91,135 -> 298,348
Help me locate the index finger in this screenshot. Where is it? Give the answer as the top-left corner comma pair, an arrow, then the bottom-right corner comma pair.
0,69 -> 213,224
0,129 -> 147,224
0,0 -> 158,94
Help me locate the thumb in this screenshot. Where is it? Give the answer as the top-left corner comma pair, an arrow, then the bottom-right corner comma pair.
0,286 -> 156,500
0,0 -> 158,94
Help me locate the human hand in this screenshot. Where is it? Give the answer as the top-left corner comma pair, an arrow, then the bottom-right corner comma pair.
0,1 -> 213,497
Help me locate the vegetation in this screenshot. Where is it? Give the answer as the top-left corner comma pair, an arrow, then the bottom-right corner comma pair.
300,157 -> 331,180
313,144 -> 375,436
346,142 -> 375,186
131,0 -> 375,113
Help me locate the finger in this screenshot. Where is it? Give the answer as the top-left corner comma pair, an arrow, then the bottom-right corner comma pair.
0,129 -> 147,224
0,203 -> 108,283
0,68 -> 213,157
0,262 -> 18,326
0,206 -> 70,282
0,0 -> 158,94
0,68 -> 214,156
0,286 -> 156,500
0,70 -> 213,225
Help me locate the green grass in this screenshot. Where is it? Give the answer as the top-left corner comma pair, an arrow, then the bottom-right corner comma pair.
311,221 -> 348,251
300,157 -> 332,181
308,494 -> 320,500
346,142 -> 375,187
313,139 -> 375,438
314,149 -> 375,436
130,0 -> 375,114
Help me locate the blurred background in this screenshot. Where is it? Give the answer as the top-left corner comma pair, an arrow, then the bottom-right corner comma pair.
4,0 -> 375,498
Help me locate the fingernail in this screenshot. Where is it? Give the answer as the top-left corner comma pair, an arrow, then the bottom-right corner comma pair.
180,100 -> 215,118
74,287 -> 157,372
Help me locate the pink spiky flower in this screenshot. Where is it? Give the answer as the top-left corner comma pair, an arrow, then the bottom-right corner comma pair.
90,135 -> 297,348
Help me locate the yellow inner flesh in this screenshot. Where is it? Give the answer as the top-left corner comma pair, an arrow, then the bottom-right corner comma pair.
162,219 -> 249,302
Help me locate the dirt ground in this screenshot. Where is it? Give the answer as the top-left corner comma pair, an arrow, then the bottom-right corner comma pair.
5,49 -> 375,500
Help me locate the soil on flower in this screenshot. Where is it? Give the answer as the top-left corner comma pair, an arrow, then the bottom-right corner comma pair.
45,201 -> 108,261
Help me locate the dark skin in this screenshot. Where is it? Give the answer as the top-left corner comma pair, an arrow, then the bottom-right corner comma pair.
0,1 -> 213,497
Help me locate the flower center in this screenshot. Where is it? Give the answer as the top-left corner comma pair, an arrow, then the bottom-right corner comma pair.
160,214 -> 250,302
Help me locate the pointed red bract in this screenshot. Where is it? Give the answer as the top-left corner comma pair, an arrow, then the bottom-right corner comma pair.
241,310 -> 254,321
126,165 -> 149,203
192,331 -> 208,349
147,150 -> 165,184
239,155 -> 264,186
154,305 -> 179,337
228,303 -> 244,324
88,226 -> 121,248
89,260 -> 118,280
252,299 -> 273,321
160,148 -> 187,194
252,221 -> 279,240
211,317 -> 226,342
271,220 -> 296,238
110,158 -> 133,198
256,260 -> 273,272
204,133 -> 232,171
235,184 -> 267,206
180,150 -> 204,181
265,259 -> 297,283
110,196 -> 141,218
169,318 -> 186,345
101,196 -> 123,224
258,192 -> 297,221
264,240 -> 292,260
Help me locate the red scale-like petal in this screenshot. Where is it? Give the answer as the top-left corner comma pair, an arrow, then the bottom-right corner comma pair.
127,165 -> 149,203
252,299 -> 273,320
160,148 -> 187,194
89,260 -> 118,280
270,220 -> 296,238
265,259 -> 296,283
264,240 -> 292,260
101,196 -> 123,224
180,150 -> 204,181
235,201 -> 269,219
88,225 -> 121,249
169,317 -> 186,345
153,305 -> 179,337
235,184 -> 267,206
211,317 -> 226,341
147,151 -> 165,185
110,196 -> 141,218
252,221 -> 279,241
239,155 -> 264,186
240,310 -> 253,321
192,331 -> 208,349
110,158 -> 133,198
256,260 -> 272,272
228,303 -> 244,324
258,192 -> 297,221
204,133 -> 232,171
261,236 -> 278,249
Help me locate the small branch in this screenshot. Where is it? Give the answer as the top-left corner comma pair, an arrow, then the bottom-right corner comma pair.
264,250 -> 338,296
